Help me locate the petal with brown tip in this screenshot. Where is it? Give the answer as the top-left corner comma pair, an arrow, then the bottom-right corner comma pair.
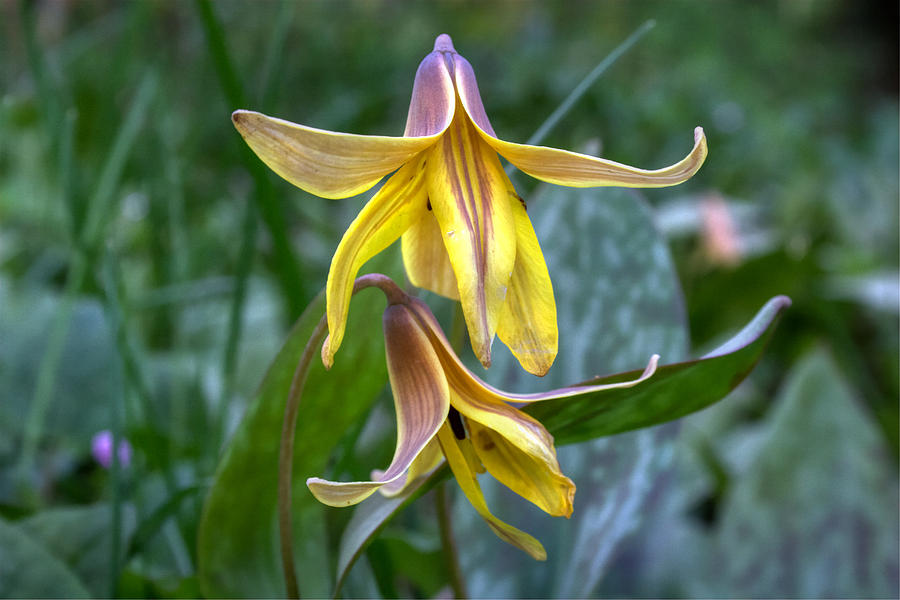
232,110 -> 447,200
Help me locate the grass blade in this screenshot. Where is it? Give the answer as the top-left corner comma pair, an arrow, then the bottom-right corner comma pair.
525,19 -> 656,148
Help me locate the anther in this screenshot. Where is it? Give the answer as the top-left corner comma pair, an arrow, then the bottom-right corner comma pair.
448,406 -> 466,440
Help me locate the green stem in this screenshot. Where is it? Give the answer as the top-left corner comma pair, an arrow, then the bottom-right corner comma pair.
218,194 -> 258,451
20,0 -> 63,150
102,248 -> 191,563
19,73 -> 154,494
19,252 -> 85,497
525,19 -> 656,148
277,274 -> 407,599
278,313 -> 328,600
195,0 -> 308,318
436,304 -> 469,597
436,482 -> 468,599
257,0 -> 295,108
101,255 -> 126,598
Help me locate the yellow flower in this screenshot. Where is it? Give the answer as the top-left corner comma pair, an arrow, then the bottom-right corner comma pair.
306,282 -> 657,559
232,34 -> 706,376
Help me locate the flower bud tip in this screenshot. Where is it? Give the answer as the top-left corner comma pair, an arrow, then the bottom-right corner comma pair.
434,34 -> 455,53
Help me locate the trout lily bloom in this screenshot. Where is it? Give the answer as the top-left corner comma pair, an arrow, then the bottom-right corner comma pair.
233,34 -> 707,376
306,280 -> 658,559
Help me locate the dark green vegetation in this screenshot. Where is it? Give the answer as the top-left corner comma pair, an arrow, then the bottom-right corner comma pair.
1,1 -> 896,598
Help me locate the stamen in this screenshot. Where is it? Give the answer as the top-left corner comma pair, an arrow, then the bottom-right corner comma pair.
426,198 -> 432,211
448,406 -> 466,440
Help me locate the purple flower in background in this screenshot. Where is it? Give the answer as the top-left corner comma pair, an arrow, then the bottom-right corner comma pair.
91,430 -> 132,469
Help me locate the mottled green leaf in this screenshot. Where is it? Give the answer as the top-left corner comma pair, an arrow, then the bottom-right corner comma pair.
17,504 -> 135,598
0,287 -> 116,443
0,517 -> 90,598
457,185 -> 691,598
334,466 -> 447,596
197,281 -> 392,598
693,351 -> 899,598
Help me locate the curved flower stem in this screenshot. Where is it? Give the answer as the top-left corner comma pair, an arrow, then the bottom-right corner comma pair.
278,312 -> 328,600
278,273 -> 408,599
353,272 -> 408,304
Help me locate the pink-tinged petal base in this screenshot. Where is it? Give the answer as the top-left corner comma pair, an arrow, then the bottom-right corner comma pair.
404,43 -> 456,138
308,304 -> 449,506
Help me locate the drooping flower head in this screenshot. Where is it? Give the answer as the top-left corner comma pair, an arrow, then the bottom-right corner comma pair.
233,34 -> 706,376
306,276 -> 657,559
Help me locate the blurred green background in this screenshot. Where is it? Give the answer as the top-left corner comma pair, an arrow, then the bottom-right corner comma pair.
1,1 -> 897,598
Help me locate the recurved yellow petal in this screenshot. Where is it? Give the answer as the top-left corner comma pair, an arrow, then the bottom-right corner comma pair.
436,423 -> 546,560
446,383 -> 561,493
506,353 -> 660,403
478,125 -> 708,189
452,48 -> 706,189
496,190 -> 558,376
323,158 -> 429,367
306,476 -> 389,507
467,419 -> 574,518
404,296 -> 658,404
232,110 -> 443,199
308,303 -> 449,507
401,212 -> 459,300
426,105 -> 516,369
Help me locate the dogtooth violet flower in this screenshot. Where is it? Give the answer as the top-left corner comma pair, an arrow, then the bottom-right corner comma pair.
306,276 -> 658,559
232,34 -> 707,376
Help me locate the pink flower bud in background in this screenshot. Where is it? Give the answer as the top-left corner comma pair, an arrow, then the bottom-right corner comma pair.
91,430 -> 132,469
701,194 -> 742,267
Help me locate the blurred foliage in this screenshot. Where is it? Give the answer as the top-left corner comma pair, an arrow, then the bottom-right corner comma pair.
0,0 -> 896,598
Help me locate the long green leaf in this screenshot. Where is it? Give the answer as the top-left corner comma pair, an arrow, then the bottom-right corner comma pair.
528,295 -> 792,445
333,467 -> 448,597
17,504 -> 136,598
197,280 -> 393,598
527,296 -> 791,445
